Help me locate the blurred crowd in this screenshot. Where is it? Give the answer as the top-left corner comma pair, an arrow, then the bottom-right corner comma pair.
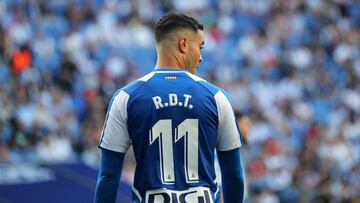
0,0 -> 359,202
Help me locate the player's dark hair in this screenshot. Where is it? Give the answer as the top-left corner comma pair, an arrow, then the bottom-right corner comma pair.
154,13 -> 204,43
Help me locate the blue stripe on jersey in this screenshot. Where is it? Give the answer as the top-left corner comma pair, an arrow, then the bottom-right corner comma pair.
196,80 -> 244,145
98,89 -> 121,146
197,80 -> 221,95
99,73 -> 154,147
122,80 -> 147,95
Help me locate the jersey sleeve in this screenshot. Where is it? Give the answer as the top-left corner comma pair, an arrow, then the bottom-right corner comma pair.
99,90 -> 132,153
214,90 -> 242,151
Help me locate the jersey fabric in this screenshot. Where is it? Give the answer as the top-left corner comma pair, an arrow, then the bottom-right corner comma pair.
99,68 -> 242,203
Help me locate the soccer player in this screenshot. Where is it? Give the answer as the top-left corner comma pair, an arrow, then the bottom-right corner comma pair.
95,13 -> 244,203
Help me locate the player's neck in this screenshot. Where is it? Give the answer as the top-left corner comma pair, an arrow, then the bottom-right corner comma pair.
155,65 -> 183,71
155,55 -> 186,71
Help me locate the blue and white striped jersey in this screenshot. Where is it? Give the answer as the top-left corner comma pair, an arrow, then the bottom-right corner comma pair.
99,68 -> 242,203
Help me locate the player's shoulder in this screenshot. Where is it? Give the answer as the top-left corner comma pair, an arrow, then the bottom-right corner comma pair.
185,72 -> 233,104
121,72 -> 156,95
185,72 -> 222,96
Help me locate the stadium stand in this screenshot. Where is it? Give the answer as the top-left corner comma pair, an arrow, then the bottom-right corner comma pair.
0,0 -> 359,202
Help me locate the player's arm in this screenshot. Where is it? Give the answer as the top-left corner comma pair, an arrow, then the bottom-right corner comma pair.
215,90 -> 244,203
217,148 -> 244,203
95,90 -> 132,203
95,148 -> 125,203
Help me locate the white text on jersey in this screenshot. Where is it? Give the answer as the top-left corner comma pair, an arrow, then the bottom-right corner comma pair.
152,94 -> 193,110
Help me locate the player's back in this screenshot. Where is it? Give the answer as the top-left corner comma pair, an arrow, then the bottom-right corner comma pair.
100,68 -> 241,203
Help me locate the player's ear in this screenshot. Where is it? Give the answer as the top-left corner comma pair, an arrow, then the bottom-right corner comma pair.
178,36 -> 188,53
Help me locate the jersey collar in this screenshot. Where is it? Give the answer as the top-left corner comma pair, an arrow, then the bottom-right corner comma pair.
153,68 -> 188,73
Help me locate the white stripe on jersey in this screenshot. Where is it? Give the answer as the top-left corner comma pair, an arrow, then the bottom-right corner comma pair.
99,90 -> 132,153
214,91 -> 242,151
139,72 -> 156,81
132,186 -> 142,201
185,72 -> 205,81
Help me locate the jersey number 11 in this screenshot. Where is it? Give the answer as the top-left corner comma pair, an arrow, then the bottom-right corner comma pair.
149,119 -> 199,184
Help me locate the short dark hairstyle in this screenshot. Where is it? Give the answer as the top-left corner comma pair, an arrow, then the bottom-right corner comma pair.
154,13 -> 204,43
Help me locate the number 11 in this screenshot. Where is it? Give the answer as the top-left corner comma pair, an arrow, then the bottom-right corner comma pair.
149,119 -> 199,184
